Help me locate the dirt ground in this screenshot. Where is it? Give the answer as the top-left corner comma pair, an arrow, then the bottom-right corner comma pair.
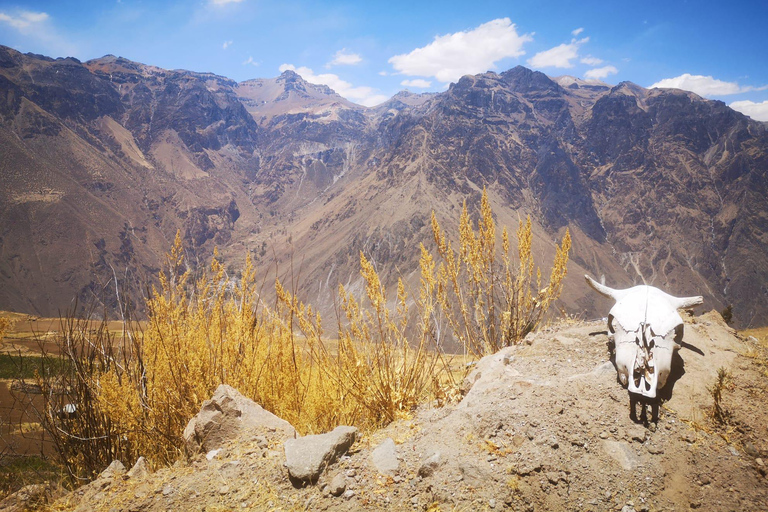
37,310 -> 766,512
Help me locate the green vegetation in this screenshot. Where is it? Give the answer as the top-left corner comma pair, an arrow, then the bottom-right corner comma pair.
0,353 -> 68,380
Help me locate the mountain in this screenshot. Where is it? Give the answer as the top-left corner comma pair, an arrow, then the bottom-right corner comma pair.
1,46 -> 767,327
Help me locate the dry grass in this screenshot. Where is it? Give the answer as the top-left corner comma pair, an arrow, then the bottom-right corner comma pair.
29,193 -> 572,482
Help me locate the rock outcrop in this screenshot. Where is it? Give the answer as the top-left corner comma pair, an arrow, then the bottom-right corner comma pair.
183,384 -> 296,456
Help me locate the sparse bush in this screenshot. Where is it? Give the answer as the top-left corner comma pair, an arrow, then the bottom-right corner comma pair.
429,189 -> 571,357
709,367 -> 732,424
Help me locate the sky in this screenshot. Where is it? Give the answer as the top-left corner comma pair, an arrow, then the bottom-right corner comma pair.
1,0 -> 767,120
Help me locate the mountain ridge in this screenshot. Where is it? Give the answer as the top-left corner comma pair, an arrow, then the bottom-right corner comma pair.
1,45 -> 766,326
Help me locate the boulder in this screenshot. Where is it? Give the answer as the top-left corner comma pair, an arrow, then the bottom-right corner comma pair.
284,426 -> 358,483
183,384 -> 296,456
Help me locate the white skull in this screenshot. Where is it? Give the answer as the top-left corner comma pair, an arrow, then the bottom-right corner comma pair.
585,275 -> 703,399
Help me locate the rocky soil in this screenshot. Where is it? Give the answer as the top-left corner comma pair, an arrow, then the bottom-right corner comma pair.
7,311 -> 765,512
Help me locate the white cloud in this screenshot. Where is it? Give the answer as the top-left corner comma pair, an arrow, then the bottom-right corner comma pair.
527,37 -> 588,69
388,18 -> 533,83
378,71 -> 388,76
222,40 -> 233,49
729,100 -> 768,122
0,10 -> 49,30
584,65 -> 618,80
279,64 -> 388,107
0,10 -> 76,56
572,27 -> 584,36
210,0 -> 244,5
650,73 -> 746,96
580,55 -> 603,66
328,49 -> 362,67
242,56 -> 259,66
401,79 -> 432,88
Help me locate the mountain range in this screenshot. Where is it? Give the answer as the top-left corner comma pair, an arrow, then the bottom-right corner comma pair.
1,45 -> 766,327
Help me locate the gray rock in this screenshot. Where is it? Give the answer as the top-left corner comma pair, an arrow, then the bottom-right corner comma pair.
371,438 -> 399,475
98,460 -> 126,479
284,426 -> 358,483
602,440 -> 641,470
183,384 -> 297,456
126,457 -> 149,480
418,450 -> 443,478
329,473 -> 346,497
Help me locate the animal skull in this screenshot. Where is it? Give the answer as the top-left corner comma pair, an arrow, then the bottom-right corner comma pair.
585,275 -> 703,399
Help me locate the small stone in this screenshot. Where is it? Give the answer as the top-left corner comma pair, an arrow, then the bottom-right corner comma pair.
628,427 -> 646,443
600,431 -> 609,439
219,485 -> 230,495
162,485 -> 173,496
546,472 -> 560,484
346,469 -> 356,478
699,475 -> 711,485
682,432 -> 696,443
342,489 -> 355,499
418,450 -> 442,478
126,457 -> 150,480
756,458 -> 764,467
489,498 -> 497,508
646,445 -> 664,455
371,438 -> 399,475
744,442 -> 760,457
329,473 -> 346,497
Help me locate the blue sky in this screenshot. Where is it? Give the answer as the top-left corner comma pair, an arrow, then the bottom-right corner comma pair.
1,0 -> 767,119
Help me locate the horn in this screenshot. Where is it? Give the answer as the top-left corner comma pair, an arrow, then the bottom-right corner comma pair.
670,295 -> 704,310
584,275 -> 628,301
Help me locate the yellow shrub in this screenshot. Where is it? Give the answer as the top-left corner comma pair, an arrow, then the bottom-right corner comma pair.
430,188 -> 571,356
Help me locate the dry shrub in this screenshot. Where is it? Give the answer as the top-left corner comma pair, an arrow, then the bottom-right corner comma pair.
279,249 -> 455,427
429,188 -> 571,357
35,191 -> 571,480
709,367 -> 732,424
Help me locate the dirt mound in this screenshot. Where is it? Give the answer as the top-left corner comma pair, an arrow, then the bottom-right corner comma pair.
52,312 -> 768,511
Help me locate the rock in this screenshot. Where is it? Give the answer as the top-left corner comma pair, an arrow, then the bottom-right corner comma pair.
744,442 -> 760,457
602,440 -> 641,471
371,438 -> 399,475
459,461 -> 491,486
183,384 -> 296,456
161,485 -> 173,496
126,457 -> 149,480
329,473 -> 346,497
342,490 -> 355,499
646,445 -> 664,455
284,426 -> 358,483
628,427 -> 646,443
98,460 -> 126,479
418,450 -> 443,478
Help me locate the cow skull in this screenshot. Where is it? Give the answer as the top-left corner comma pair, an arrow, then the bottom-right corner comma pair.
585,275 -> 703,399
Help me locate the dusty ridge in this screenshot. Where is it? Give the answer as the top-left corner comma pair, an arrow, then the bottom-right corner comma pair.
49,312 -> 767,511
